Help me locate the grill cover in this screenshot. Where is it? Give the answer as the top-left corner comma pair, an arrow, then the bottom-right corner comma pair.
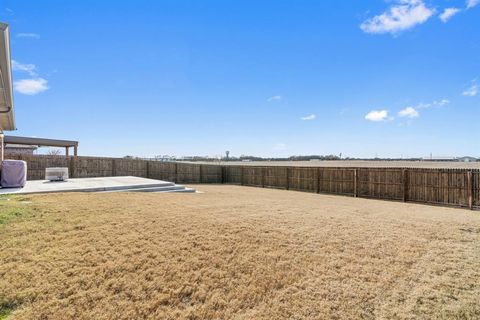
1,160 -> 27,188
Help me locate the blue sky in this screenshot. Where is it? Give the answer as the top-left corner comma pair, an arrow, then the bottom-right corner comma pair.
1,0 -> 479,158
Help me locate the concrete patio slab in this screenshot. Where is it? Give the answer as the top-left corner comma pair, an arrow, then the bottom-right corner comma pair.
0,176 -> 195,195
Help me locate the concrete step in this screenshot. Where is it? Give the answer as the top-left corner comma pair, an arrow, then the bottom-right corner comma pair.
158,187 -> 197,193
101,184 -> 196,193
99,181 -> 176,192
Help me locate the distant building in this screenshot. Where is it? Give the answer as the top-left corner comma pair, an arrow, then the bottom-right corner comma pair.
457,156 -> 477,162
5,144 -> 37,155
422,156 -> 478,162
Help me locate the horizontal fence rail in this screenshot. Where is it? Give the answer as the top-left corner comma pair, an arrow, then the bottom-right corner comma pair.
4,153 -> 480,210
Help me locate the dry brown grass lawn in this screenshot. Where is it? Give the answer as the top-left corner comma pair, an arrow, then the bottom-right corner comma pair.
1,186 -> 479,319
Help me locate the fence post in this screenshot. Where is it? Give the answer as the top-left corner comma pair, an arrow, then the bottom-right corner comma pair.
354,169 -> 358,197
112,159 -> 116,176
261,167 -> 265,188
286,167 -> 290,190
146,161 -> 150,178
199,165 -> 204,183
174,162 -> 178,183
221,166 -> 225,184
241,166 -> 244,186
467,170 -> 473,210
69,156 -> 75,178
316,168 -> 320,194
403,169 -> 408,202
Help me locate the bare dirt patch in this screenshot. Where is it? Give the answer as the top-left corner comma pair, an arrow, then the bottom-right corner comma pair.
1,186 -> 479,319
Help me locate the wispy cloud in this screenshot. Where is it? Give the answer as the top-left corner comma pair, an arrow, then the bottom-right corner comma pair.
462,80 -> 478,97
267,95 -> 282,102
433,99 -> 450,107
439,8 -> 461,22
360,0 -> 435,35
300,114 -> 316,121
415,99 -> 450,109
17,33 -> 40,39
14,78 -> 49,95
365,110 -> 389,122
398,106 -> 419,118
416,102 -> 431,109
12,60 -> 38,77
467,0 -> 479,9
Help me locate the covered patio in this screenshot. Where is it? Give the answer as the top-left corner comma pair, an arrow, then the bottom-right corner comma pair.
4,135 -> 79,157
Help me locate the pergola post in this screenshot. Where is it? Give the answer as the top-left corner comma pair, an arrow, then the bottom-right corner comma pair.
65,147 -> 69,158
74,145 -> 78,157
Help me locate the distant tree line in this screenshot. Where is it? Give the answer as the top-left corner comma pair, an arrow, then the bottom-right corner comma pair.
126,154 -> 478,163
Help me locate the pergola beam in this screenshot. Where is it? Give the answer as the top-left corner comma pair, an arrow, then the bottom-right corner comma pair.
4,135 -> 78,148
3,135 -> 78,159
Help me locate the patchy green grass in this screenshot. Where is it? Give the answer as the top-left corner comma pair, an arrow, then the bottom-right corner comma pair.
0,304 -> 13,320
0,196 -> 32,226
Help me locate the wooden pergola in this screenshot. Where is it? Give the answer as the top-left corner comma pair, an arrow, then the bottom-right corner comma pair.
3,135 -> 78,157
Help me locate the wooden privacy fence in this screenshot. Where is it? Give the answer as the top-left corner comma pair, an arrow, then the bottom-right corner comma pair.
4,153 -> 480,210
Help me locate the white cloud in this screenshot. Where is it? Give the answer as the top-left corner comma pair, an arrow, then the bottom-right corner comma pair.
16,33 -> 40,39
365,110 -> 389,121
467,0 -> 479,9
14,78 -> 49,95
272,143 -> 287,151
11,60 -> 37,77
267,95 -> 282,102
398,106 -> 419,118
300,114 -> 316,121
463,81 -> 478,97
439,8 -> 461,22
360,0 -> 435,35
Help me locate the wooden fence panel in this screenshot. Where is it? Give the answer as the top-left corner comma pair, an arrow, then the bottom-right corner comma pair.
318,168 -> 355,195
357,168 -> 404,200
73,156 -> 114,178
113,159 -> 147,178
224,166 -> 242,185
199,165 -> 223,183
242,167 -> 263,187
289,167 -> 317,193
264,167 -> 288,189
148,162 -> 177,182
176,163 -> 201,183
407,169 -> 469,207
